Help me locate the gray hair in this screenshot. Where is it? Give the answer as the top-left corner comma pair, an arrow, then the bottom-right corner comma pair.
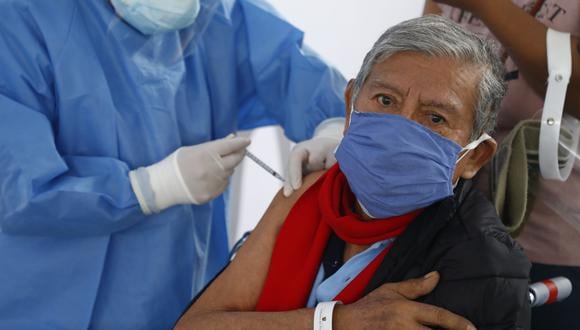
352,15 -> 506,140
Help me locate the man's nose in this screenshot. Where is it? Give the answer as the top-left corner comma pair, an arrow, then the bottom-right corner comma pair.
398,98 -> 421,121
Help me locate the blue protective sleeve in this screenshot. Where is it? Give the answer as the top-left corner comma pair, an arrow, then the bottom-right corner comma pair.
0,97 -> 142,237
236,0 -> 347,142
0,3 -> 142,237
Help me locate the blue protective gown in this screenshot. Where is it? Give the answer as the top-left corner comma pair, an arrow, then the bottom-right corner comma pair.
0,0 -> 346,328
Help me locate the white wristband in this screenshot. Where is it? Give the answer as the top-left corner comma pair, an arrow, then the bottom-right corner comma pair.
313,301 -> 341,330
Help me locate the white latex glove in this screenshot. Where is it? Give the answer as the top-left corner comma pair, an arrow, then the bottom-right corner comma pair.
130,134 -> 251,214
283,117 -> 345,197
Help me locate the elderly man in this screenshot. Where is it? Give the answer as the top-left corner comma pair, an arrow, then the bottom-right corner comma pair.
176,16 -> 530,329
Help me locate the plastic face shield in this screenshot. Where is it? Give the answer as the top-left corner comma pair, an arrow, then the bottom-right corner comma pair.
538,30 -> 580,235
490,29 -> 580,235
539,29 -> 580,181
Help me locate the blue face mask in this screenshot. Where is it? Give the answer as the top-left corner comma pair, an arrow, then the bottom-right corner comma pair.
111,0 -> 201,35
335,111 -> 489,218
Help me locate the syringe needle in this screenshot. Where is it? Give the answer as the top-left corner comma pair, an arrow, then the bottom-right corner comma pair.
245,151 -> 285,182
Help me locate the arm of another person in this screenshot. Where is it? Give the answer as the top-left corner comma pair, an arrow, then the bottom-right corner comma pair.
235,0 -> 346,142
424,0 -> 580,119
176,172 -> 476,330
176,171 -> 323,329
234,0 -> 347,196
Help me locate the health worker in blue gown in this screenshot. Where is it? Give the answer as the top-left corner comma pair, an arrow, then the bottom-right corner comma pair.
0,0 -> 346,328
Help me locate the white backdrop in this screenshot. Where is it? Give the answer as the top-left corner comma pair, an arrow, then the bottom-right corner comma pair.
228,1 -> 427,247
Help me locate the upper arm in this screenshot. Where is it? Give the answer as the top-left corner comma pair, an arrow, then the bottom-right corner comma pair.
421,234 -> 531,327
568,36 -> 580,118
423,0 -> 443,16
190,171 -> 326,314
423,274 -> 530,328
0,2 -> 56,115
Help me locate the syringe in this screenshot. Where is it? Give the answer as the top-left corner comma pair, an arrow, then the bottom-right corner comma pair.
245,150 -> 285,182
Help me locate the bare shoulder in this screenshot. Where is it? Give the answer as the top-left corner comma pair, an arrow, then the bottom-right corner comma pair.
264,170 -> 326,230
187,170 -> 327,315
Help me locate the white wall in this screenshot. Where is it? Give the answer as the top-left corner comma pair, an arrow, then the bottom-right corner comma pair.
229,1 -> 427,247
265,0 -> 427,79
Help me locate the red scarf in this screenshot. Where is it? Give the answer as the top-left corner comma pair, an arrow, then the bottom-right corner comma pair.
255,164 -> 421,311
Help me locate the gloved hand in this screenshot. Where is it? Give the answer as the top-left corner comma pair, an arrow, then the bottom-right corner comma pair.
130,134 -> 251,214
283,118 -> 345,197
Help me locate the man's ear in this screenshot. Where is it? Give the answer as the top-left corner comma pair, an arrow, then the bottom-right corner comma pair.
460,138 -> 497,179
344,79 -> 355,134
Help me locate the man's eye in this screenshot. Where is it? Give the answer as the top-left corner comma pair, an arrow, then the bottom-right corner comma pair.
430,114 -> 446,124
377,95 -> 393,107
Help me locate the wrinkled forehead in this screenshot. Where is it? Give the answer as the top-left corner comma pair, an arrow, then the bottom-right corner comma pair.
371,52 -> 481,90
367,52 -> 482,114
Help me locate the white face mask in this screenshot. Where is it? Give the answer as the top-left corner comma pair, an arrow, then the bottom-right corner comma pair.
111,0 -> 201,35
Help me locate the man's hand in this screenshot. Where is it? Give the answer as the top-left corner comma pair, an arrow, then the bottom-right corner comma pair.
334,272 -> 476,330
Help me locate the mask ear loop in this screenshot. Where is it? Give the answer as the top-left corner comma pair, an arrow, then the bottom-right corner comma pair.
454,102 -> 496,182
346,104 -> 355,128
453,133 -> 492,188
456,133 -> 492,163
